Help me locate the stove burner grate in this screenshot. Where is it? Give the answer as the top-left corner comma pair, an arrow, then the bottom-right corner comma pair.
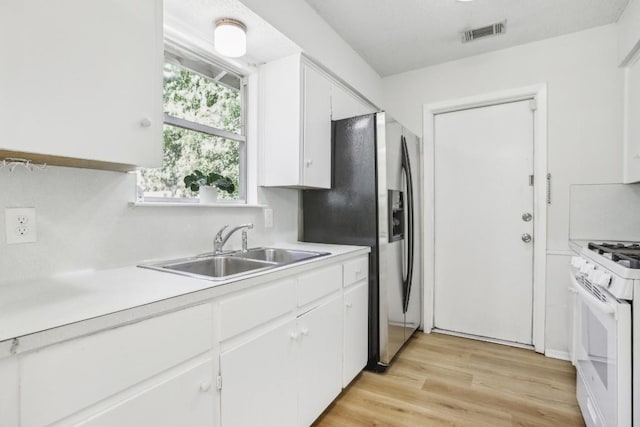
588,242 -> 640,269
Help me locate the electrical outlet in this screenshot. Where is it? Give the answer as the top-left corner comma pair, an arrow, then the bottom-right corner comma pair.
5,208 -> 37,244
263,208 -> 273,229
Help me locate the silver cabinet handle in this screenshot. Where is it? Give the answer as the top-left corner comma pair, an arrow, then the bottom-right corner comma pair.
522,233 -> 532,243
522,212 -> 532,222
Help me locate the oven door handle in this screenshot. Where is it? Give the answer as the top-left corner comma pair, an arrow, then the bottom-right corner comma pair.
569,272 -> 616,317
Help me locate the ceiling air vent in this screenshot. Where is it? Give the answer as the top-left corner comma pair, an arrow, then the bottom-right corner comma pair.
461,21 -> 506,43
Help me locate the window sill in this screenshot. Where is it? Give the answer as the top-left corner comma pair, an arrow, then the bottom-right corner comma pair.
129,201 -> 267,208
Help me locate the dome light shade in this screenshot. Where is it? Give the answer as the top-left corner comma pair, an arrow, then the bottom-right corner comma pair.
214,18 -> 247,58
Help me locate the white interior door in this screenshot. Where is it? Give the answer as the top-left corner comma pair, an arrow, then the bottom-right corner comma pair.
434,100 -> 534,345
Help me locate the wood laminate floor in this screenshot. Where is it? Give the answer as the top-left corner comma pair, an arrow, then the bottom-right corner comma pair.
315,332 -> 584,427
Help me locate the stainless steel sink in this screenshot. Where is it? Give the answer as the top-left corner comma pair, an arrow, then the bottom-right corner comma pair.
139,255 -> 276,281
138,248 -> 330,281
231,248 -> 329,264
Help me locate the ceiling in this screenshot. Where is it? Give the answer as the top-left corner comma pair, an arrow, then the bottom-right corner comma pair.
164,0 -> 300,70
304,0 -> 630,76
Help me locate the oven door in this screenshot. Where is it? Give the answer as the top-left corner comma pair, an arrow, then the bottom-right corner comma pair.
570,273 -> 632,427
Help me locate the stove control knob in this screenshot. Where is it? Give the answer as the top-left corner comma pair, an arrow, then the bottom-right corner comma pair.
587,270 -> 601,283
597,273 -> 612,287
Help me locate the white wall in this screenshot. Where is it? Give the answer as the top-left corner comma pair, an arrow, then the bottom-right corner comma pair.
0,167 -> 298,284
238,0 -> 383,107
383,24 -> 623,251
382,24 -> 624,356
570,183 -> 640,241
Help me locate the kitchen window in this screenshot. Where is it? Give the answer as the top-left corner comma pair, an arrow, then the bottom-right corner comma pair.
137,50 -> 246,203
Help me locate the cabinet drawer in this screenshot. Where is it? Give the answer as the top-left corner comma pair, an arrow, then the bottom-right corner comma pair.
219,278 -> 296,341
20,304 -> 213,427
298,264 -> 342,307
343,256 -> 369,287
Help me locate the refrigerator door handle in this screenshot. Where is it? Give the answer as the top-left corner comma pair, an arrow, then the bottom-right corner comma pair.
401,136 -> 415,314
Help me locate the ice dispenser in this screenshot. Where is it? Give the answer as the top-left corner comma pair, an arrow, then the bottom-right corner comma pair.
388,190 -> 404,242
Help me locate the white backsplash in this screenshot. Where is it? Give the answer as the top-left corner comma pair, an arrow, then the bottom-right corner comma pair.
569,183 -> 640,241
0,166 -> 298,284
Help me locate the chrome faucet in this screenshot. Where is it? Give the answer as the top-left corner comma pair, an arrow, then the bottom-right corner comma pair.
214,223 -> 254,254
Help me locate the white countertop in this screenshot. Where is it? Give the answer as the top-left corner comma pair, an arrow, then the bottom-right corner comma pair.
0,242 -> 369,357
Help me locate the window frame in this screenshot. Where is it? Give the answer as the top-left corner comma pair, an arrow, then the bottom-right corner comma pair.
140,46 -> 248,204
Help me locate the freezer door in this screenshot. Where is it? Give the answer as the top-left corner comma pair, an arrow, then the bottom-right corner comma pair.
379,118 -> 422,365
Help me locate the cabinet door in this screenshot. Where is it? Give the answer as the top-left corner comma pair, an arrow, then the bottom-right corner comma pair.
624,57 -> 640,183
297,296 -> 343,426
220,319 -> 297,427
0,357 -> 18,427
343,281 -> 369,387
302,65 -> 332,188
75,360 -> 213,427
0,0 -> 163,168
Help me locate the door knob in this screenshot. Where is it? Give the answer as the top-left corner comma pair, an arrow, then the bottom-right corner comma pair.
522,212 -> 532,222
521,233 -> 532,243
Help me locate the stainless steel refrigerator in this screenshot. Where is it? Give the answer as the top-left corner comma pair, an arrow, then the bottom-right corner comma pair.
302,112 -> 422,371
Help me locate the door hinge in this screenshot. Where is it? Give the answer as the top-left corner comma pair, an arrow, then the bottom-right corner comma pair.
529,175 -> 534,186
529,99 -> 537,111
216,375 -> 222,391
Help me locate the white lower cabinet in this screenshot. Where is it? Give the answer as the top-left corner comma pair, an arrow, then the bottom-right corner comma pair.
297,296 -> 343,426
19,304 -> 213,427
343,280 -> 369,386
0,356 -> 18,427
75,360 -> 214,427
219,297 -> 344,427
220,319 -> 298,427
10,255 -> 369,427
217,256 -> 369,427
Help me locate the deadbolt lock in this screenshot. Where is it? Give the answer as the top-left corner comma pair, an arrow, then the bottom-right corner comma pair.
522,233 -> 532,243
522,212 -> 533,222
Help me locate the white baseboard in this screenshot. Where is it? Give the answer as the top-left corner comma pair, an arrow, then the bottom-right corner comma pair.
545,349 -> 571,361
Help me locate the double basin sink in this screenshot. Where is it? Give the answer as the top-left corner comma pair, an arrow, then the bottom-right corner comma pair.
139,248 -> 330,281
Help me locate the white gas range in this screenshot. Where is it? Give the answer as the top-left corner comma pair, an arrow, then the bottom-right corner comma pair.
570,242 -> 640,427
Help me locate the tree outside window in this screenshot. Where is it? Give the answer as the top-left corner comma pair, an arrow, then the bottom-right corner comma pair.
138,60 -> 244,201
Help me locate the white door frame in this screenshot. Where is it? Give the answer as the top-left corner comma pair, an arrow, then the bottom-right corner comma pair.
423,84 -> 548,353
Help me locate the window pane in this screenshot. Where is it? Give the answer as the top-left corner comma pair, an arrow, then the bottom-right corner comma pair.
138,125 -> 240,200
163,62 -> 242,134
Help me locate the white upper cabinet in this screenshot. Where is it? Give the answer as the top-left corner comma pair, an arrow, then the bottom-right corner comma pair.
0,0 -> 163,170
260,53 -> 376,188
260,54 -> 332,188
623,56 -> 640,183
302,65 -> 333,188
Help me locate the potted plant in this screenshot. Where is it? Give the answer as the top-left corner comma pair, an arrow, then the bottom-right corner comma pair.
183,170 -> 235,203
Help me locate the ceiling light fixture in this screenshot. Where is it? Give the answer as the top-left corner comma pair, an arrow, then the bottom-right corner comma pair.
214,18 -> 247,58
